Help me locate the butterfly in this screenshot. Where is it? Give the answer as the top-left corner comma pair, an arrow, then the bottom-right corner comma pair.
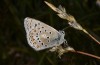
24,17 -> 67,51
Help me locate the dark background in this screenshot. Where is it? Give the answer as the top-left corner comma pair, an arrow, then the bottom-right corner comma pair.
0,0 -> 100,65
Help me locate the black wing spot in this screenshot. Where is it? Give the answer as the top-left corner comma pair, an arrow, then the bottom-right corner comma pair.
34,42 -> 36,44
36,33 -> 38,35
37,38 -> 39,40
40,31 -> 41,33
48,40 -> 50,42
38,23 -> 40,25
39,40 -> 41,42
42,27 -> 44,28
45,45 -> 47,47
41,43 -> 44,45
45,30 -> 46,32
30,26 -> 31,28
31,36 -> 33,38
35,24 -> 37,27
31,19 -> 32,22
36,36 -> 38,37
49,32 -> 52,34
47,37 -> 50,39
38,28 -> 40,30
29,37 -> 31,40
34,30 -> 36,32
31,39 -> 32,42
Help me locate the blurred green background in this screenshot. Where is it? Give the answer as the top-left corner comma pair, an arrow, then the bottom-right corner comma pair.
0,0 -> 100,65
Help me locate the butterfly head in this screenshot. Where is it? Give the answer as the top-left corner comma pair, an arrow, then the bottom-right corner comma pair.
59,30 -> 65,35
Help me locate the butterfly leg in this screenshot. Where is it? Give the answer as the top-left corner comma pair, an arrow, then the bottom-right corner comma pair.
57,46 -> 65,58
49,46 -> 58,52
58,46 -> 75,58
49,45 -> 65,58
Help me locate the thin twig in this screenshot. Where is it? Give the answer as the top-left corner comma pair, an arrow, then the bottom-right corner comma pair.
56,46 -> 100,60
69,50 -> 100,60
83,29 -> 100,44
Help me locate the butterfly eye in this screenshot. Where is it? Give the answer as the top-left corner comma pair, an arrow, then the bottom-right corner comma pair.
59,31 -> 65,34
62,31 -> 65,34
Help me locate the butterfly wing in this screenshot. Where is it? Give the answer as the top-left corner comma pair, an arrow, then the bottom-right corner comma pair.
24,17 -> 64,51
